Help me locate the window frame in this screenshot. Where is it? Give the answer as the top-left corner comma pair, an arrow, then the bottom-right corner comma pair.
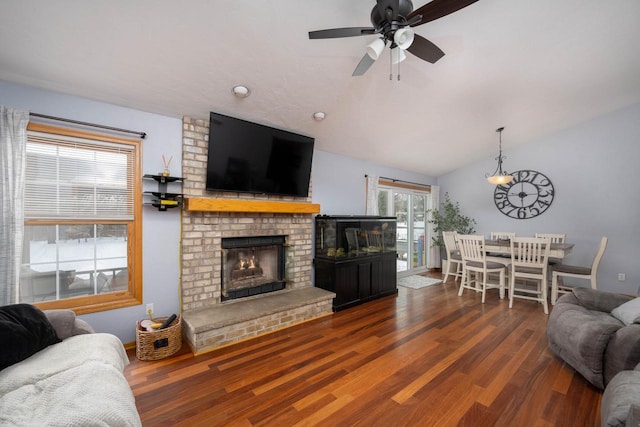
24,122 -> 142,315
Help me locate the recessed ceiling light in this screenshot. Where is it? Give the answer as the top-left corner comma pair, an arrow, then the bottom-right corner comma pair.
232,85 -> 250,98
313,112 -> 326,121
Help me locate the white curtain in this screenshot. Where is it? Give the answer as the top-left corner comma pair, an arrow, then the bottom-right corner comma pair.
0,106 -> 29,305
365,174 -> 379,215
427,185 -> 440,268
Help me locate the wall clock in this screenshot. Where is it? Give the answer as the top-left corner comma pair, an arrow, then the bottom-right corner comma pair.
493,170 -> 554,219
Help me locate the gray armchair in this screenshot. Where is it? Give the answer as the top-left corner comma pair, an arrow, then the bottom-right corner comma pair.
547,287 -> 640,390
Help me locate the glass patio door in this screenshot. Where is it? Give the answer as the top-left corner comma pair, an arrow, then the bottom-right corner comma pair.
394,193 -> 409,274
411,194 -> 427,275
379,187 -> 430,277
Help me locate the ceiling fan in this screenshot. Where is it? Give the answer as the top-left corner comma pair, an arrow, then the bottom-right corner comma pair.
309,0 -> 479,76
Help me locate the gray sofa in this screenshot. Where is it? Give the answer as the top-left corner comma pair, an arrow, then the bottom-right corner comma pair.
602,363 -> 640,427
547,287 -> 640,390
547,288 -> 640,426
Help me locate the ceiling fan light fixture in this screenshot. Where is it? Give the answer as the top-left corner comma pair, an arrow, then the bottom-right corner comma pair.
485,127 -> 513,185
309,0 -> 480,78
232,85 -> 250,98
391,47 -> 406,64
394,28 -> 414,50
366,38 -> 385,60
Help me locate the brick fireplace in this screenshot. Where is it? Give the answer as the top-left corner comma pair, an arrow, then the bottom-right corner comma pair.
179,117 -> 334,354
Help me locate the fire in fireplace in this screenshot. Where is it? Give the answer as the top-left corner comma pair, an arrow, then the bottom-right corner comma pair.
231,253 -> 262,280
221,235 -> 286,301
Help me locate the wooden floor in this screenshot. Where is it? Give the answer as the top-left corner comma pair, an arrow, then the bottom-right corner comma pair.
125,272 -> 602,426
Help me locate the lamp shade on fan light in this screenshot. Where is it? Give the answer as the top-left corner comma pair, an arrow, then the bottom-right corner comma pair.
394,28 -> 414,50
391,48 -> 406,64
367,38 -> 385,60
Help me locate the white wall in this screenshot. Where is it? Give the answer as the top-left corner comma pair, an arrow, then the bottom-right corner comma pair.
437,102 -> 640,295
1,80 -> 183,343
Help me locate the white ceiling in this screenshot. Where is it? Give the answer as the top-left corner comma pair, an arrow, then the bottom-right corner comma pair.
2,0 -> 640,176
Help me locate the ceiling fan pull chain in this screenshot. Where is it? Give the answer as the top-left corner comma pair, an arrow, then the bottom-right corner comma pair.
390,47 -> 397,80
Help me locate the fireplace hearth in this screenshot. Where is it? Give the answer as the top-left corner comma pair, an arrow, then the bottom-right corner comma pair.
221,235 -> 286,301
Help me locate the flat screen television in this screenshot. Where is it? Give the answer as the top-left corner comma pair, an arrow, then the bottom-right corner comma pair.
205,112 -> 315,198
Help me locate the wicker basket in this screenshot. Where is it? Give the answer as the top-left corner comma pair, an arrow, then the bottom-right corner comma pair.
136,315 -> 182,361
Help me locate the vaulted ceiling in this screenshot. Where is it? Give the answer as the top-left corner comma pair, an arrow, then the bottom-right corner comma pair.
1,0 -> 639,176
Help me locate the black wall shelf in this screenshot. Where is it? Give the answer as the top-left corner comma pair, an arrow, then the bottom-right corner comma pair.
143,174 -> 184,211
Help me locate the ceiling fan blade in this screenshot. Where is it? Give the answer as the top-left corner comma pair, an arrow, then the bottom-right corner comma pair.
376,0 -> 400,21
352,53 -> 376,76
309,27 -> 376,39
407,0 -> 479,26
406,34 -> 445,63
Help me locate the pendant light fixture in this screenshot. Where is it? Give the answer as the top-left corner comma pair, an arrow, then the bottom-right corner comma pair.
485,127 -> 513,185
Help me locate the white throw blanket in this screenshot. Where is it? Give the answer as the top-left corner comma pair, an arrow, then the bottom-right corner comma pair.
0,333 -> 141,426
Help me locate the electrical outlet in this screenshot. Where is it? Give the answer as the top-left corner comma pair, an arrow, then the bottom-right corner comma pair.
618,273 -> 626,281
146,303 -> 154,315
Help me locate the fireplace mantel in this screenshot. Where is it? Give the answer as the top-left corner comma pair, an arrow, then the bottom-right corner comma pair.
184,197 -> 320,214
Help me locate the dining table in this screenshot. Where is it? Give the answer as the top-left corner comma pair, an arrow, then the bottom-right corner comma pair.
483,239 -> 574,261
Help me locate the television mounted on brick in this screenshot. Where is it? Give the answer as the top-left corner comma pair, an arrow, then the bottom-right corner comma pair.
205,112 -> 315,198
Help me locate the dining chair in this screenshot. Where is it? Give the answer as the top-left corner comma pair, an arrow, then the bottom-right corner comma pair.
535,233 -> 566,264
509,237 -> 551,314
457,235 -> 507,303
442,231 -> 463,283
488,232 -> 517,258
535,233 -> 566,243
551,236 -> 608,305
490,232 -> 516,240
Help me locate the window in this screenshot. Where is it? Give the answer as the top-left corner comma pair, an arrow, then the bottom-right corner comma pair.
20,123 -> 142,314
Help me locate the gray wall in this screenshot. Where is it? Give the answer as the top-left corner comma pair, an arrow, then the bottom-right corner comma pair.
437,102 -> 640,295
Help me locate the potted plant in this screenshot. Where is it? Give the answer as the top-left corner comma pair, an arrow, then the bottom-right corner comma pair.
427,193 -> 476,266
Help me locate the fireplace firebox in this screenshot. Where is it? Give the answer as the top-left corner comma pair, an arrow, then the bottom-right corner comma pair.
221,235 -> 286,301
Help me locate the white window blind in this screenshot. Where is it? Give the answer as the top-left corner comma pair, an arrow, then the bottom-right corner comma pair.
25,131 -> 135,220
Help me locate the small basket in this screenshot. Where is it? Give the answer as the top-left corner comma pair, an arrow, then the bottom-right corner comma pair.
136,315 -> 182,361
